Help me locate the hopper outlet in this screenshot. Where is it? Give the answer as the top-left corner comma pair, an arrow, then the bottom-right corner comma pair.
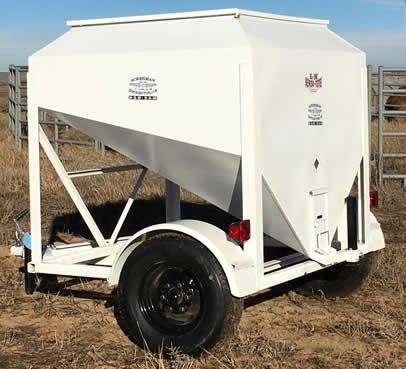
311,188 -> 330,255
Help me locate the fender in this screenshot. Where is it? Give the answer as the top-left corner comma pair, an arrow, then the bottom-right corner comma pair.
108,219 -> 256,297
359,211 -> 385,255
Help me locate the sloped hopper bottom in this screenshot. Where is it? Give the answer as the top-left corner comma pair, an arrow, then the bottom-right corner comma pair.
47,110 -> 303,258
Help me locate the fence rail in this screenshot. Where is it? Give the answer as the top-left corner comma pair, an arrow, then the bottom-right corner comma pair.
8,65 -> 105,156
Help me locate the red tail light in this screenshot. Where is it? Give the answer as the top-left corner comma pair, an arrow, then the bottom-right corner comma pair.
229,220 -> 251,242
370,191 -> 379,208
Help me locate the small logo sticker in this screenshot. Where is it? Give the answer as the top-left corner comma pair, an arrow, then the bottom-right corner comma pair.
305,73 -> 323,93
129,77 -> 158,100
308,104 -> 323,126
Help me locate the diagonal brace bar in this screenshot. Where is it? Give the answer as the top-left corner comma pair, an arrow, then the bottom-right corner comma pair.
108,167 -> 148,245
39,126 -> 107,247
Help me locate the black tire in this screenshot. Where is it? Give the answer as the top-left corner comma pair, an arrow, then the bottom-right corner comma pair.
117,234 -> 243,355
24,247 -> 37,295
296,251 -> 380,298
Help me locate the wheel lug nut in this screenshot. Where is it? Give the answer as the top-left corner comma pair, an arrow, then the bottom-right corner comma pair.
177,283 -> 183,288
164,283 -> 171,289
168,307 -> 174,312
179,307 -> 185,312
160,295 -> 166,301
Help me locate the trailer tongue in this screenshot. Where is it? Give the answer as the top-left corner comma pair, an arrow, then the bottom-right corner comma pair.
16,9 -> 384,354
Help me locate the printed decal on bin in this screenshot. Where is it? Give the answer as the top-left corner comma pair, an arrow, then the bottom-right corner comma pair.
129,77 -> 158,100
308,104 -> 323,126
305,73 -> 323,92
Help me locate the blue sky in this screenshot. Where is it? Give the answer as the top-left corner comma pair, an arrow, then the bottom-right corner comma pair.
0,0 -> 405,71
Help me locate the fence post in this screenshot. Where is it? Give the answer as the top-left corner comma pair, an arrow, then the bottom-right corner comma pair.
54,120 -> 59,156
95,141 -> 106,154
8,67 -> 12,132
367,65 -> 373,165
16,68 -> 22,149
377,66 -> 384,185
9,66 -> 16,144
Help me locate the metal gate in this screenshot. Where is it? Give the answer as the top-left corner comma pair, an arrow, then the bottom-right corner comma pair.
8,65 -> 105,155
368,66 -> 406,185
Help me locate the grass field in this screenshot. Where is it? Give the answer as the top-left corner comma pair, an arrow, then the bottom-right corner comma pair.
0,94 -> 405,368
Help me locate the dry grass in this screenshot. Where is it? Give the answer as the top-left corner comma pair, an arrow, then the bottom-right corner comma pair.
0,97 -> 405,368
0,85 -> 7,112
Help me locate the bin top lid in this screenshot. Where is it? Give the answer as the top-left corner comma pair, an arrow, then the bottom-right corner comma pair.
67,8 -> 329,28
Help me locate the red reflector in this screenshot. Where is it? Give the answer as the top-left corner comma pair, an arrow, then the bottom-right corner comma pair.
229,220 -> 251,242
370,191 -> 379,208
229,223 -> 240,239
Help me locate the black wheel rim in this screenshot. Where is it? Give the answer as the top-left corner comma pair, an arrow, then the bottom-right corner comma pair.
139,261 -> 204,335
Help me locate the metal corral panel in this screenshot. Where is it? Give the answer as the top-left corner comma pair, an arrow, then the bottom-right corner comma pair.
29,9 -> 367,258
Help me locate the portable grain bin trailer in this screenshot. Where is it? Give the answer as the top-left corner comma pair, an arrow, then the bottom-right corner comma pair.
12,9 -> 385,354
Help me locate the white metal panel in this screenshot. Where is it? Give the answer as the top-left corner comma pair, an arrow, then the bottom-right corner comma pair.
239,16 -> 365,259
66,9 -> 328,27
31,16 -> 249,156
45,114 -> 242,215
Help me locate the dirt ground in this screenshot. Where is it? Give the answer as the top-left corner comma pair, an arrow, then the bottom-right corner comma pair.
0,80 -> 405,368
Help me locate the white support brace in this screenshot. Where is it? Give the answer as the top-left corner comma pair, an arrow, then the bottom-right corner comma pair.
239,63 -> 264,289
27,72 -> 42,265
45,246 -> 116,265
68,164 -> 143,178
109,167 -> 148,245
39,126 -> 107,247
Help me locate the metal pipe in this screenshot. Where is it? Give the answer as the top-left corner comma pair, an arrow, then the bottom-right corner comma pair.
378,66 -> 384,185
20,119 -> 71,126
19,136 -> 94,145
109,168 -> 148,245
382,89 -> 406,94
367,65 -> 372,162
383,174 -> 406,179
54,120 -> 59,156
15,68 -> 21,149
68,164 -> 143,178
382,110 -> 406,116
382,132 -> 406,136
382,153 -> 406,158
381,67 -> 406,72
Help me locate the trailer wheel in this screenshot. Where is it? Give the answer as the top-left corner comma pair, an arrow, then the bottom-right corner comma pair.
297,251 -> 380,298
117,235 -> 243,355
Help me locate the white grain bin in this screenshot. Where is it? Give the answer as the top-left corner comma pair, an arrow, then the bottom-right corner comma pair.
22,9 -> 385,354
